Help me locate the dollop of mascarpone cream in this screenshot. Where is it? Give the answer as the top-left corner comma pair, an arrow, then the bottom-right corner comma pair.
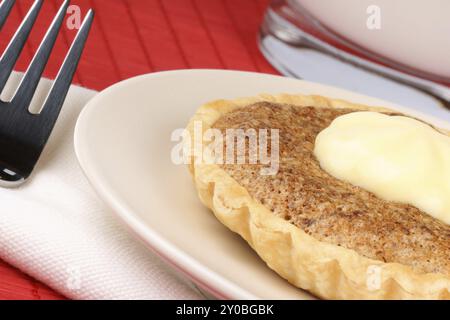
314,111 -> 450,225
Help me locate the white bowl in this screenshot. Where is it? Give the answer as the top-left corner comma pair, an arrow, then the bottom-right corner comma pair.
296,0 -> 450,79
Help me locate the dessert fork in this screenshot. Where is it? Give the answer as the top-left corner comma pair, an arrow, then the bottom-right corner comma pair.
0,0 -> 93,187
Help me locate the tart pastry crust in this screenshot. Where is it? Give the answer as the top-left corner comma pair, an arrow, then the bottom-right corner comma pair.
186,94 -> 450,299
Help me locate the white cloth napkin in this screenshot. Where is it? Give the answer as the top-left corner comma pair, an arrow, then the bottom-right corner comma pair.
0,73 -> 202,300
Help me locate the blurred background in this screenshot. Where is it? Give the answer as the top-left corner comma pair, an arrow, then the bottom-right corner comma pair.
1,0 -> 277,91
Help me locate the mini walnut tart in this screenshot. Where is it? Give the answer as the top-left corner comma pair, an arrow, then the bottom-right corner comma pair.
186,94 -> 450,299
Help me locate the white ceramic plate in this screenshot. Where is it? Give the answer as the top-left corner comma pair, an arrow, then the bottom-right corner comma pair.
74,70 -> 450,299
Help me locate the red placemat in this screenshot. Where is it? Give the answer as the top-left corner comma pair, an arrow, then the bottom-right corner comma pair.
0,0 -> 276,300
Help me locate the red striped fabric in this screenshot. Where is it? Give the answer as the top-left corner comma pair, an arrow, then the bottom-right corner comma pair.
0,0 -> 275,300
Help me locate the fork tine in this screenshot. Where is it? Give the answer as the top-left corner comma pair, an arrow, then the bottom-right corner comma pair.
0,0 -> 15,30
11,0 -> 70,109
40,9 -> 93,124
0,0 -> 42,93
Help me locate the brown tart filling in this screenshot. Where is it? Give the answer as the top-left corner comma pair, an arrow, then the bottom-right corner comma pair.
212,102 -> 450,275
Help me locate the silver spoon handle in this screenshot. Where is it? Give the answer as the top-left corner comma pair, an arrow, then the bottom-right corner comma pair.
264,8 -> 450,109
